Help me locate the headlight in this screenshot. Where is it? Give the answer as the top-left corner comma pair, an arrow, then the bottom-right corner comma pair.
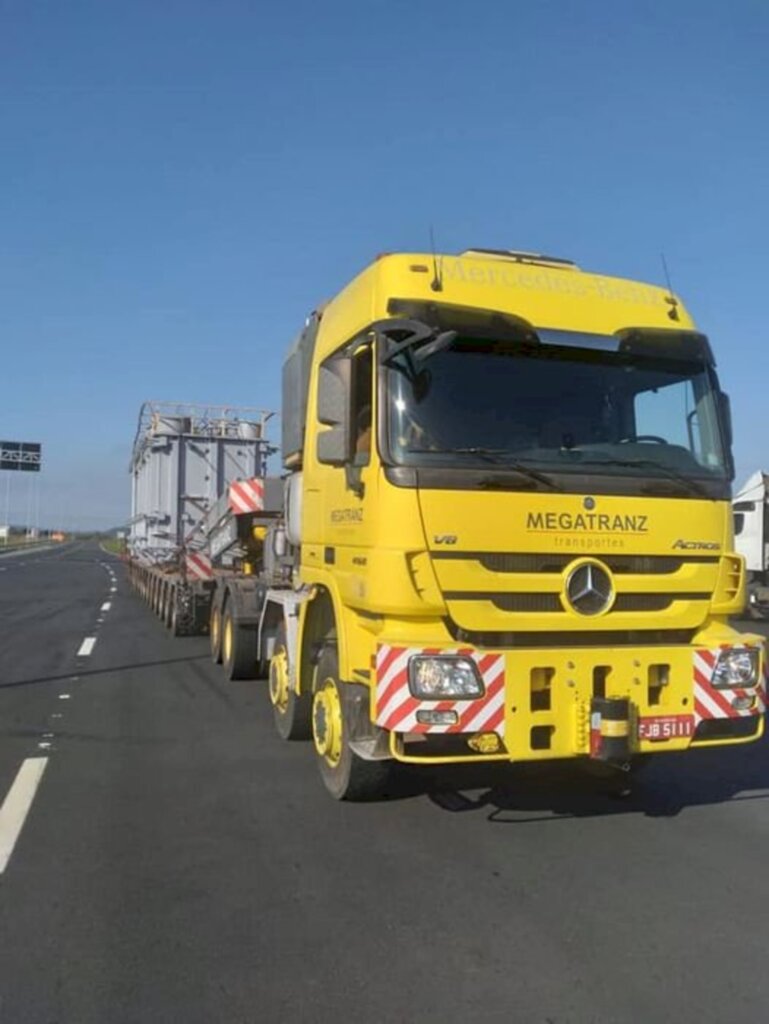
408,656 -> 484,700
711,648 -> 760,688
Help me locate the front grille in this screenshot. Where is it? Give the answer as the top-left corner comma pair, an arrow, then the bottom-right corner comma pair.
460,553 -> 717,575
446,591 -> 710,614
490,594 -> 562,613
435,550 -> 717,635
613,592 -> 708,612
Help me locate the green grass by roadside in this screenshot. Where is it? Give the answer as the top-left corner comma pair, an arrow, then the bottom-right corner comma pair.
100,538 -> 124,555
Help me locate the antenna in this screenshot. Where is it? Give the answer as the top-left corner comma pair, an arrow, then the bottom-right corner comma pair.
661,252 -> 680,322
429,226 -> 443,292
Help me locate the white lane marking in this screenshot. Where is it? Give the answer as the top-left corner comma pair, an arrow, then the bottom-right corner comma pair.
51,713 -> 62,719
37,742 -> 51,750
77,637 -> 96,657
0,757 -> 49,873
58,694 -> 71,700
109,586 -> 117,593
101,602 -> 111,612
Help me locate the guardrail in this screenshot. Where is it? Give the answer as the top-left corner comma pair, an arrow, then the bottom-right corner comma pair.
0,540 -> 56,556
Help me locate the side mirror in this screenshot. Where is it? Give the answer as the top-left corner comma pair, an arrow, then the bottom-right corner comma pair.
317,425 -> 350,465
317,359 -> 353,465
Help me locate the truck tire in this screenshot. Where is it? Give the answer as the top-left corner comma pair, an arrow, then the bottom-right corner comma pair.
269,622 -> 312,740
312,645 -> 390,801
169,587 -> 184,636
162,589 -> 174,626
221,602 -> 257,680
210,598 -> 223,663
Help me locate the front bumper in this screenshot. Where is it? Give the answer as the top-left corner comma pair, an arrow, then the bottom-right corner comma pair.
374,641 -> 766,764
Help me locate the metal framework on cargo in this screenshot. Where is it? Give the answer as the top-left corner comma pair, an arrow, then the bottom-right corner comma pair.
129,401 -> 274,566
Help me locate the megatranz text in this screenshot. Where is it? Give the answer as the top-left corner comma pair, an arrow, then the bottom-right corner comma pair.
526,511 -> 648,533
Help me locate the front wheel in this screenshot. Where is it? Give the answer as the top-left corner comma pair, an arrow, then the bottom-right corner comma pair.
312,646 -> 390,801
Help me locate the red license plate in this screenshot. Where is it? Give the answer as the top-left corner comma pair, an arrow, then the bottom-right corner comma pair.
638,714 -> 694,741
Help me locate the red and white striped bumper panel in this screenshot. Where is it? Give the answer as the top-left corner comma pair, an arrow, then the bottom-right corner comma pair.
229,478 -> 264,515
375,646 -> 506,736
185,552 -> 213,581
693,647 -> 766,724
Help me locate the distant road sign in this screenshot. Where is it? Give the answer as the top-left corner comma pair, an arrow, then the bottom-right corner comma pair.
0,441 -> 42,472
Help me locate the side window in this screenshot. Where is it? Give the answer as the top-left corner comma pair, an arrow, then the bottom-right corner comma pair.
734,512 -> 745,537
350,345 -> 373,466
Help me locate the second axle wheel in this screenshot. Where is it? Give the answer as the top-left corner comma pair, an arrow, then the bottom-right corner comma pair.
269,623 -> 312,740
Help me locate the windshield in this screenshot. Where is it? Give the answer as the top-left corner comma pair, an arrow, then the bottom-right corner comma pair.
385,331 -> 730,487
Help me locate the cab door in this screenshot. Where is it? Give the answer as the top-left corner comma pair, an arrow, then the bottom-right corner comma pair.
308,339 -> 378,609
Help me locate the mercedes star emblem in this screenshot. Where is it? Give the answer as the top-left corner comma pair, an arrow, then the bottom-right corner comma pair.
565,561 -> 614,616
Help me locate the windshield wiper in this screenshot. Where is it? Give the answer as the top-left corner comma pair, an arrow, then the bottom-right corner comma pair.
407,447 -> 560,490
581,457 -> 712,498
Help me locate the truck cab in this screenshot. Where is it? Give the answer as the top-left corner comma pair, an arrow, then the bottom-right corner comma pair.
271,249 -> 765,799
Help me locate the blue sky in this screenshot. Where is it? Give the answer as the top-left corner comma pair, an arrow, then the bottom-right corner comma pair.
1,0 -> 767,528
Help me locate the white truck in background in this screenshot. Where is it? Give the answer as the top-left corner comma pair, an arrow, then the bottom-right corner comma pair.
734,471 -> 769,618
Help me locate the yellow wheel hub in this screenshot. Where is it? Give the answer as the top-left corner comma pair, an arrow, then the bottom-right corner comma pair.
313,680 -> 343,766
211,609 -> 220,648
223,617 -> 233,664
269,647 -> 290,712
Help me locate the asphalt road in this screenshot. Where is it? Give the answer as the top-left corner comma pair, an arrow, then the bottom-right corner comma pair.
2,540 -> 769,1023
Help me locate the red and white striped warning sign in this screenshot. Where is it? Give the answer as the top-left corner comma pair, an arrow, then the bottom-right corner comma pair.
375,645 -> 506,736
693,647 -> 765,723
185,551 -> 214,581
229,477 -> 264,515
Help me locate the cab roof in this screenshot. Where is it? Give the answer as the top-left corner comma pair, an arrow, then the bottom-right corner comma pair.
314,249 -> 695,362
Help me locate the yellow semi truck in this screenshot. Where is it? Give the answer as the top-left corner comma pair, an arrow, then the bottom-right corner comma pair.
132,247 -> 767,800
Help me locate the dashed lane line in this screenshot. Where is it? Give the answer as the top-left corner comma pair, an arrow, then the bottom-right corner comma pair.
100,602 -> 111,612
77,637 -> 97,657
0,758 -> 49,874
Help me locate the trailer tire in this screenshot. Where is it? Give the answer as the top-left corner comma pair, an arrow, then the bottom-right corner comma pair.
312,646 -> 390,801
269,622 -> 312,740
222,602 -> 257,680
210,599 -> 223,663
163,585 -> 173,629
169,588 -> 183,637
